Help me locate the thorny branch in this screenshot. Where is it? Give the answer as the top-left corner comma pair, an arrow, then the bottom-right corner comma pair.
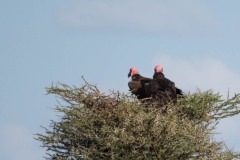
37,80 -> 240,160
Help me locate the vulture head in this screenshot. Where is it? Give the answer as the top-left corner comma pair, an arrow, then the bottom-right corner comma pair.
128,67 -> 138,78
154,65 -> 163,73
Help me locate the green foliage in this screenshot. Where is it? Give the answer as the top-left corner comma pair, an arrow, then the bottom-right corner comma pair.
36,82 -> 240,160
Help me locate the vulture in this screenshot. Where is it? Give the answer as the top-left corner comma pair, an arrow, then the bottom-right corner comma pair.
148,65 -> 177,103
148,65 -> 184,104
127,66 -> 184,103
128,67 -> 152,99
153,65 -> 183,96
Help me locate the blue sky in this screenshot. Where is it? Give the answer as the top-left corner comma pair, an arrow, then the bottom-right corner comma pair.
1,0 -> 240,159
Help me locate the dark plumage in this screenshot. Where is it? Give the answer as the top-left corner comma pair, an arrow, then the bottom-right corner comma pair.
148,65 -> 184,104
154,65 -> 183,96
127,65 -> 184,103
128,67 -> 152,99
176,88 -> 184,95
150,72 -> 177,104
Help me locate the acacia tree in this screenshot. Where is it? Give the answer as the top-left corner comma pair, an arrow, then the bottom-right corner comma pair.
36,81 -> 240,160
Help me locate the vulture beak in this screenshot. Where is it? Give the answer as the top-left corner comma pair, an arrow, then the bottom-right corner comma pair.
128,71 -> 131,78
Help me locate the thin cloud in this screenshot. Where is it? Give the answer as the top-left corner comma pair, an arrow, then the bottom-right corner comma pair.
153,54 -> 240,95
56,0 -> 220,35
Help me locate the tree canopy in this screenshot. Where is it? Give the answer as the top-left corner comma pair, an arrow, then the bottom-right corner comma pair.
36,81 -> 240,160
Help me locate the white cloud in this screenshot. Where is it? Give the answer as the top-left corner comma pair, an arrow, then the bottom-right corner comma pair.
153,54 -> 240,95
0,124 -> 43,160
56,0 -> 220,35
153,54 -> 240,151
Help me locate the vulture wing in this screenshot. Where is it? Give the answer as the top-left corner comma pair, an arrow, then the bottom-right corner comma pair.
128,81 -> 141,92
176,87 -> 184,95
151,73 -> 177,103
128,74 -> 152,99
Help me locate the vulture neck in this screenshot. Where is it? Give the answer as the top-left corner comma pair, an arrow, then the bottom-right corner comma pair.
131,74 -> 143,81
153,72 -> 165,79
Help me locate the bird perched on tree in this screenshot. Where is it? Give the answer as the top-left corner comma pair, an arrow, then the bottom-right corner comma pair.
145,65 -> 184,105
128,67 -> 152,99
149,65 -> 177,103
127,65 -> 183,104
154,65 -> 183,95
